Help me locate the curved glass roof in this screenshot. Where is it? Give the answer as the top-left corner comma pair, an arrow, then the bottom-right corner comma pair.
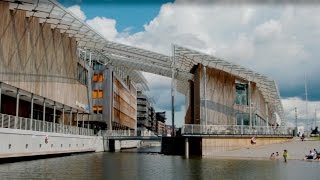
8,0 -> 285,126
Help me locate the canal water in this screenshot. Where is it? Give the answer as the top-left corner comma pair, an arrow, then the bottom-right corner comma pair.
0,148 -> 319,180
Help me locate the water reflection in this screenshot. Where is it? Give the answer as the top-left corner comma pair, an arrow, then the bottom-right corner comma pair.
0,151 -> 319,180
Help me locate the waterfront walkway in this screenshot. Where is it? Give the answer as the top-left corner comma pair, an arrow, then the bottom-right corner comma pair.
214,138 -> 320,160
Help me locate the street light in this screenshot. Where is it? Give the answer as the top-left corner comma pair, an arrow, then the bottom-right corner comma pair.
287,107 -> 298,136
295,107 -> 298,136
314,107 -> 320,130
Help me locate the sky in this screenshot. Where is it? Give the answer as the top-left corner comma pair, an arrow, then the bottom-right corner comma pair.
59,0 -> 320,128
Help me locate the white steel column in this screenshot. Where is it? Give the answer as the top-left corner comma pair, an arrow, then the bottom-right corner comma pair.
62,105 -> 65,133
304,72 -> 309,135
15,89 -> 20,129
185,138 -> 189,158
248,81 -> 252,127
0,82 -> 2,113
53,102 -> 56,132
171,44 -> 176,137
69,108 -> 72,126
266,103 -> 269,129
203,65 -> 207,126
30,93 -> 34,130
43,98 -> 46,131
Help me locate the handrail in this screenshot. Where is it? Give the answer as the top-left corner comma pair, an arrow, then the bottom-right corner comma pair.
0,113 -> 94,136
181,124 -> 292,136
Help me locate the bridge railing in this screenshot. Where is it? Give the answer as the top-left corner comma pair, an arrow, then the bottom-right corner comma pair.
0,113 -> 94,136
182,124 -> 292,136
101,130 -> 136,137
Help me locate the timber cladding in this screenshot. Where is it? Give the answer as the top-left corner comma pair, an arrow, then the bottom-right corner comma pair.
113,77 -> 137,129
0,2 -> 88,109
188,64 -> 273,125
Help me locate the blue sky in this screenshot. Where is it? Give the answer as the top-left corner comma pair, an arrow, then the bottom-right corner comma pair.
59,0 -> 173,33
59,0 -> 320,127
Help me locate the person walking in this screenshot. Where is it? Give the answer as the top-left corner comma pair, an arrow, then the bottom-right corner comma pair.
283,149 -> 288,162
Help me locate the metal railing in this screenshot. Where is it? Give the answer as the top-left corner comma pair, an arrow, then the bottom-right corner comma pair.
0,113 -> 94,136
101,130 -> 136,137
182,124 -> 292,136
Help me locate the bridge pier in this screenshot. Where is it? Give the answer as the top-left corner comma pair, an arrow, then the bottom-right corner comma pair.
104,139 -> 142,152
185,138 -> 189,158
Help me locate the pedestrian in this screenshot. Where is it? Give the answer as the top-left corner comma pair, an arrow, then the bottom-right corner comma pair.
270,153 -> 275,160
283,149 -> 288,162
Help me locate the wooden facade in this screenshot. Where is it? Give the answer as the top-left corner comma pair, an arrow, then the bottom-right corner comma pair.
0,2 -> 88,110
186,64 -> 275,126
113,76 -> 137,129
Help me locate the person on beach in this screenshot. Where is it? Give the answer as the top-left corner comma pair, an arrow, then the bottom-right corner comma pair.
283,150 -> 288,162
314,149 -> 320,160
304,150 -> 315,160
276,152 -> 279,158
251,137 -> 256,145
301,133 -> 305,141
270,153 -> 275,160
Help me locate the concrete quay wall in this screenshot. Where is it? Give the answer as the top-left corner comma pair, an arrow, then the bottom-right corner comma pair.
202,136 -> 292,157
0,128 -> 104,159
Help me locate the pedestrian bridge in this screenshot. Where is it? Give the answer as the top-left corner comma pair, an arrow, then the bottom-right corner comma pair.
100,130 -> 162,141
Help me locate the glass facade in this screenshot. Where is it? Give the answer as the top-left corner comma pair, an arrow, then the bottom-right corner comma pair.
236,113 -> 250,126
77,63 -> 88,85
235,82 -> 248,105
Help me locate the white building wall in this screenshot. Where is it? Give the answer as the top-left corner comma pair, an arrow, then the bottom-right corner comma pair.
0,128 -> 103,158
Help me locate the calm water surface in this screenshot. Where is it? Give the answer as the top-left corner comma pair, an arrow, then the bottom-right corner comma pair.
0,148 -> 319,180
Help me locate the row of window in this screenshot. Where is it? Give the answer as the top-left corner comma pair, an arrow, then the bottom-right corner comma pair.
236,113 -> 268,126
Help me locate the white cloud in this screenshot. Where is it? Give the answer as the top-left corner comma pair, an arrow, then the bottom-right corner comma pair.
86,17 -> 118,40
73,3 -> 320,127
254,19 -> 282,40
282,97 -> 320,129
67,5 -> 86,21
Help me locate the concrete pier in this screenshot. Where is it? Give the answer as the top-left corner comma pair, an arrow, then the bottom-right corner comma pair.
185,138 -> 189,158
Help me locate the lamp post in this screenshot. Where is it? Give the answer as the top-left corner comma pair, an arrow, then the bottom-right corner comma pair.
315,107 -> 320,129
294,107 -> 298,137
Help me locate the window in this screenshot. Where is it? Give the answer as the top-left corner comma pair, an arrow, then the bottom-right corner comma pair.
93,106 -> 97,114
255,115 -> 266,126
235,82 -> 248,105
236,113 -> 250,126
98,90 -> 103,98
98,106 -> 103,114
93,74 -> 98,82
77,63 -> 88,85
98,74 -> 103,82
93,90 -> 98,98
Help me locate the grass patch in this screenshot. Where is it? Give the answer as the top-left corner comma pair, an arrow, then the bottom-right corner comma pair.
309,136 -> 320,141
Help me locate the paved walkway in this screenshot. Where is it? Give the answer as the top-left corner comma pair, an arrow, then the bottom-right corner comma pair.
213,138 -> 320,160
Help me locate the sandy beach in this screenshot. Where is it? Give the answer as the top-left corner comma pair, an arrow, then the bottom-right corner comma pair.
212,137 -> 320,160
